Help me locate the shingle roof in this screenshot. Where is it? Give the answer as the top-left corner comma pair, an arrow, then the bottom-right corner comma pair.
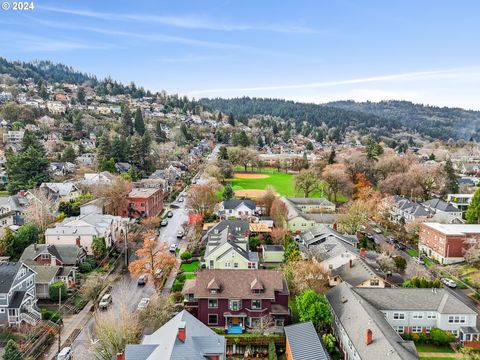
332,258 -> 381,287
20,244 -> 83,265
326,283 -> 419,360
183,269 -> 288,299
222,199 -> 256,210
284,321 -> 329,360
285,197 -> 334,207
422,199 -> 461,213
0,262 -> 21,293
125,310 -> 225,360
354,288 -> 477,314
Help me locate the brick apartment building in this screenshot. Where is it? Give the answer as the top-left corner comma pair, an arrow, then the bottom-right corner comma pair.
124,187 -> 163,218
419,223 -> 480,264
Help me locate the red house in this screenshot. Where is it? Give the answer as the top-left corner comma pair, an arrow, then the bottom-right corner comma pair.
182,269 -> 289,334
124,187 -> 163,218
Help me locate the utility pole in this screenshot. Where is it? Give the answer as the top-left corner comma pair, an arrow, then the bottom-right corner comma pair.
124,222 -> 129,267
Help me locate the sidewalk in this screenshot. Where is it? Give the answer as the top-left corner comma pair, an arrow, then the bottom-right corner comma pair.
44,301 -> 93,360
161,240 -> 188,295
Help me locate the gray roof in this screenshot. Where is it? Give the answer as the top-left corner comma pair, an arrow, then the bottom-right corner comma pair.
20,244 -> 84,265
262,245 -> 285,252
332,258 -> 382,287
327,283 -> 419,360
354,288 -> 477,314
125,310 -> 225,360
302,224 -> 358,249
422,199 -> 461,213
222,199 -> 256,210
284,321 -> 329,360
0,262 -> 22,293
9,290 -> 26,308
40,182 -> 78,197
392,196 -> 434,218
285,197 -> 335,207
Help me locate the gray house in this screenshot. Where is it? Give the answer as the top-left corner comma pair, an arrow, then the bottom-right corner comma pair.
0,262 -> 40,327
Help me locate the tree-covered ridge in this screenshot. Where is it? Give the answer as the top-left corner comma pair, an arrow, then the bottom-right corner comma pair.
199,97 -> 480,141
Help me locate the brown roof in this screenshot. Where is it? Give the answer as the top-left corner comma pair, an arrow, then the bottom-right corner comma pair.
184,269 -> 288,299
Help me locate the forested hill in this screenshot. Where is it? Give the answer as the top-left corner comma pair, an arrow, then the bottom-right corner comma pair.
0,58 -> 98,85
327,100 -> 480,141
198,97 -> 480,141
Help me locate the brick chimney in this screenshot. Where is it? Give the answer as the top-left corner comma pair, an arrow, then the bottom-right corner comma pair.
365,329 -> 373,345
116,353 -> 125,360
178,321 -> 186,342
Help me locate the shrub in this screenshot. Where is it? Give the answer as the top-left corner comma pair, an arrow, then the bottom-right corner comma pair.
322,333 -> 336,353
180,250 -> 192,261
393,256 -> 407,272
410,333 -> 420,342
40,309 -> 62,323
249,237 -> 260,251
79,262 -> 93,273
268,341 -> 277,360
171,282 -> 184,292
49,281 -> 67,302
430,328 -> 456,345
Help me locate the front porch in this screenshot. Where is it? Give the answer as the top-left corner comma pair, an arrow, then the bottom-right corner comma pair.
460,326 -> 480,342
225,312 -> 247,334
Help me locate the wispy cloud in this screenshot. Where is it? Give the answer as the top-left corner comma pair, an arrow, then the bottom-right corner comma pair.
185,68 -> 480,95
155,55 -> 221,63
37,5 -> 316,34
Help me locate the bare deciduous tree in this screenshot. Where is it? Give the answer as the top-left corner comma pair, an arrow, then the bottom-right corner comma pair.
24,189 -> 57,231
186,181 -> 220,216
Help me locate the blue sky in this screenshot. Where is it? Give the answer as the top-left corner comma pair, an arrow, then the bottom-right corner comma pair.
1,0 -> 480,109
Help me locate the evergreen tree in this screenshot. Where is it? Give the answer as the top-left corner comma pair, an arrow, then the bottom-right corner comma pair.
228,113 -> 235,126
155,121 -> 167,143
222,183 -> 234,200
111,136 -> 128,162
62,146 -> 76,163
77,87 -> 86,104
3,339 -> 22,360
100,158 -> 116,173
180,123 -> 193,141
73,112 -> 83,132
39,83 -> 48,100
97,133 -> 112,162
134,108 -> 145,135
466,187 -> 480,224
444,159 -> 459,194
121,104 -> 133,136
218,146 -> 229,160
327,148 -> 336,164
306,141 -> 314,151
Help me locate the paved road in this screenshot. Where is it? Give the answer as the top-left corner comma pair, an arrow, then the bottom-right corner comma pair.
67,145 -> 220,359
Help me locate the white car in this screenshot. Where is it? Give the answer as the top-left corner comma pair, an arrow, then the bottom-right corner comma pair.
99,293 -> 112,310
137,297 -> 150,311
169,243 -> 178,252
177,230 -> 185,238
412,257 -> 425,265
442,278 -> 457,288
373,228 -> 382,234
57,347 -> 72,360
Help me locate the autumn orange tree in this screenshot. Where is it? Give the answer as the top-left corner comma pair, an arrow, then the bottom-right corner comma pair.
128,232 -> 177,291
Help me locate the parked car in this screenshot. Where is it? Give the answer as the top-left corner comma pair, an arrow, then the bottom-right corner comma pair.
161,219 -> 168,226
169,243 -> 178,253
373,228 -> 382,234
57,347 -> 72,360
167,211 -> 173,218
137,274 -> 148,286
137,297 -> 151,311
177,230 -> 184,238
395,243 -> 406,251
99,293 -> 112,310
412,257 -> 425,266
442,278 -> 457,288
178,197 -> 184,203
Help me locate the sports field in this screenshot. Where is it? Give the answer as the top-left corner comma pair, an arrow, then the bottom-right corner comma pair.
230,167 -> 347,201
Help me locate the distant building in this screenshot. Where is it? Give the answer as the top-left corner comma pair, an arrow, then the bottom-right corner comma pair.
447,194 -> 474,213
2,130 -> 24,145
123,187 -> 163,218
421,198 -> 462,219
419,223 -> 480,264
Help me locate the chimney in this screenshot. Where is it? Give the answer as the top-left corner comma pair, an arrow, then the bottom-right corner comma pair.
19,190 -> 25,197
33,243 -> 37,251
116,353 -> 125,360
178,321 -> 186,342
76,237 -> 81,246
333,223 -> 337,230
349,259 -> 353,268
365,329 -> 373,345
359,248 -> 366,258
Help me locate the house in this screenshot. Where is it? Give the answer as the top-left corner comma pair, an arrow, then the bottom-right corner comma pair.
115,162 -> 131,173
202,220 -> 258,270
39,182 -> 80,202
124,310 -> 226,360
282,197 -> 336,232
353,287 -> 479,341
447,194 -> 474,212
20,244 -> 86,266
77,153 -> 96,167
45,213 -> 126,254
419,223 -> 480,264
261,245 -> 285,264
0,194 -> 26,237
217,199 -> 257,220
83,171 -> 115,185
421,199 -> 462,219
182,269 -> 289,334
284,321 -> 329,360
2,130 -> 24,145
326,283 -> 419,360
389,196 -> 435,224
122,187 -> 163,219
329,258 -> 392,288
49,162 -> 76,176
0,262 -> 41,327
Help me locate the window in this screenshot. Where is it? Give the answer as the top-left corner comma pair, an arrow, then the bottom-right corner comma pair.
451,330 -> 458,337
229,300 -> 241,311
0,309 -> 4,313
41,254 -> 49,260
412,326 -> 422,333
224,262 -> 231,268
0,294 -> 5,299
209,260 -> 214,268
393,313 -> 405,320
427,313 -> 437,319
234,262 -> 238,268
248,262 -> 256,269
394,326 -> 404,334
425,327 -> 432,334
251,299 -> 261,310
448,315 -> 466,324
208,314 -> 218,325
185,293 -> 195,302
412,313 -> 424,319
274,318 -> 284,327
208,299 -> 218,308
27,277 -> 33,287
370,279 -> 380,286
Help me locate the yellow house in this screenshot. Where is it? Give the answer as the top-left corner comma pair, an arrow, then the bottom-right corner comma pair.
282,197 -> 336,232
329,258 -> 392,288
202,220 -> 258,270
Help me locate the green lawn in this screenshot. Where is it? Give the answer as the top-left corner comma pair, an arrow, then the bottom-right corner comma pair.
231,168 -> 348,202
419,357 -> 463,360
407,249 -> 419,257
180,260 -> 200,273
415,344 -> 454,353
185,274 -> 196,279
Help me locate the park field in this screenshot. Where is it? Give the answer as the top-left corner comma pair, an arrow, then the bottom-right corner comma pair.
229,167 -> 348,202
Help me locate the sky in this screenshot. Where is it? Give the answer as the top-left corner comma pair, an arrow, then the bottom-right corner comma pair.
1,0 -> 480,109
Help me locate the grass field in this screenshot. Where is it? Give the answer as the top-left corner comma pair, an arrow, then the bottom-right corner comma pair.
415,344 -> 454,353
230,167 -> 348,202
180,260 -> 200,273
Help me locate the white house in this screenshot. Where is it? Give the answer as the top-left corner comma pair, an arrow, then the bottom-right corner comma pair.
216,199 -> 257,220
